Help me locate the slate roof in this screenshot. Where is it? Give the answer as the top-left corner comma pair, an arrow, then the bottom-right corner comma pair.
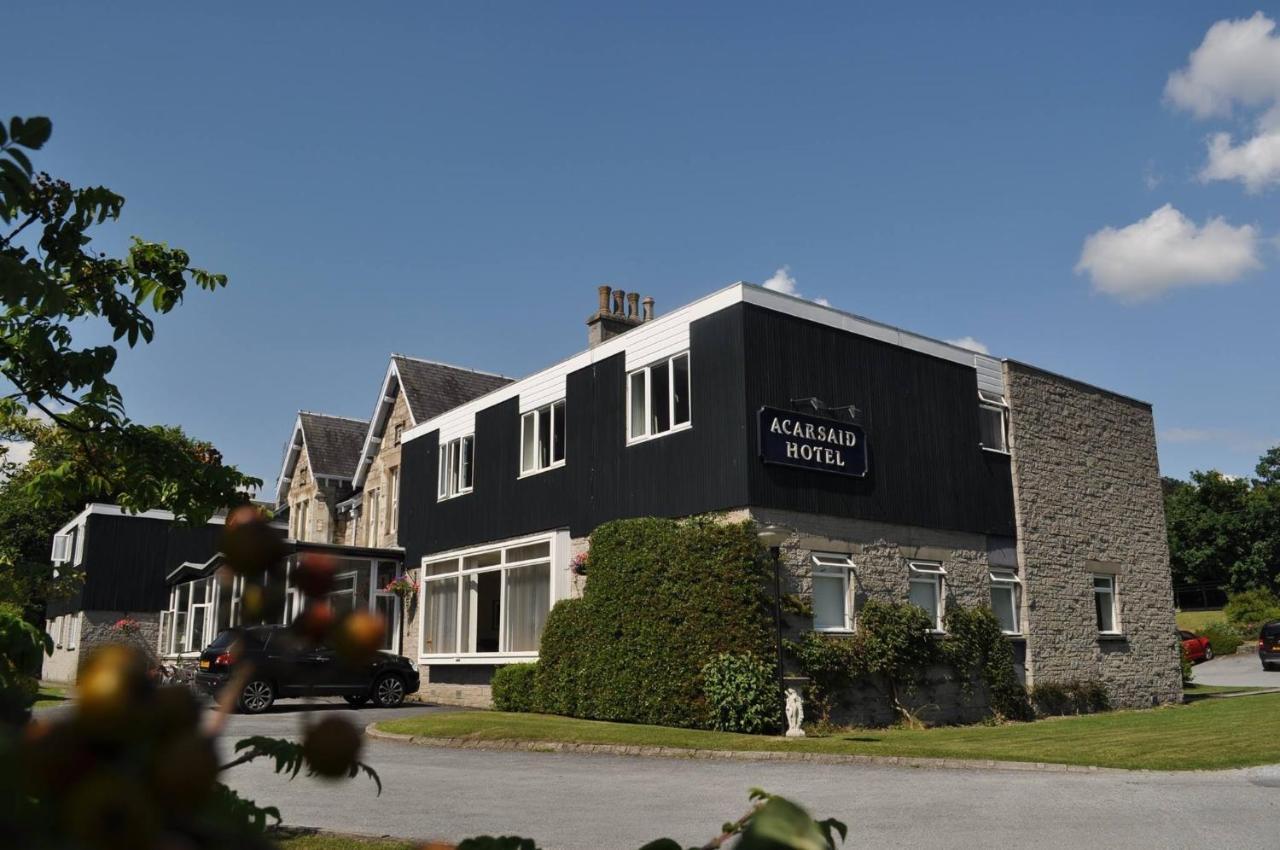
298,412 -> 368,478
392,355 -> 513,423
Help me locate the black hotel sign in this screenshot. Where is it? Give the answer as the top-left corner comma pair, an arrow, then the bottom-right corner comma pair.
757,406 -> 867,478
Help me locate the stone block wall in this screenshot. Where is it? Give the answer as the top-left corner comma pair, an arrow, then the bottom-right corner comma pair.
44,609 -> 162,682
287,445 -> 345,544
1005,361 -> 1181,708
355,390 -> 412,549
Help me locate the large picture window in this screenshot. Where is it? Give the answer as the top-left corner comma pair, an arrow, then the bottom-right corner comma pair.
811,553 -> 855,632
908,561 -> 946,631
161,577 -> 217,656
438,435 -> 475,499
989,570 -> 1021,634
421,538 -> 554,658
521,400 -> 566,475
627,352 -> 691,442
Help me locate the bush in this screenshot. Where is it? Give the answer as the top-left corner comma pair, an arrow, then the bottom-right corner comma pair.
533,516 -> 776,729
1202,621 -> 1244,656
784,631 -> 866,725
0,607 -> 50,724
1180,644 -> 1194,685
701,652 -> 781,734
491,663 -> 538,713
941,606 -> 1033,721
1224,588 -> 1280,634
1029,679 -> 1110,717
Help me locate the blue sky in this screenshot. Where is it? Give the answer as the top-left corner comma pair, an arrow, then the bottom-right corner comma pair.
9,2 -> 1280,493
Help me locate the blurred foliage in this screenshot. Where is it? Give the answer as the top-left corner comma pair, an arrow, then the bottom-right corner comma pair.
0,606 -> 49,724
1223,587 -> 1280,634
0,116 -> 258,525
1163,446 -> 1280,592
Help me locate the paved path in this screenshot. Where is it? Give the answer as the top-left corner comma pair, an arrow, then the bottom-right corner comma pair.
1194,652 -> 1280,688
216,703 -> 1280,850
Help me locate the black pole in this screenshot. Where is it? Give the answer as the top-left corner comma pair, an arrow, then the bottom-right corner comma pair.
772,545 -> 785,727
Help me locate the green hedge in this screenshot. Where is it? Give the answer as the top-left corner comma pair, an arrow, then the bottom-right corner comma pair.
533,516 -> 776,728
491,663 -> 538,713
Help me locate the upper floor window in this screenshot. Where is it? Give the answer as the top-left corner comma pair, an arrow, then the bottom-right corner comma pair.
389,466 -> 400,533
521,400 -> 566,475
978,391 -> 1008,453
812,553 -> 855,632
366,489 -> 380,545
394,422 -> 404,446
438,435 -> 475,500
989,570 -> 1022,635
627,352 -> 691,443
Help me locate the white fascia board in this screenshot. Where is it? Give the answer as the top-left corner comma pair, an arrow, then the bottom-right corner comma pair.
353,359 -> 403,490
273,416 -> 306,505
53,504 -> 95,538
82,503 -> 287,528
403,280 -> 1008,445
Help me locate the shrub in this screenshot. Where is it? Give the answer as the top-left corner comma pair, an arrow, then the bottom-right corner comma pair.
856,600 -> 939,725
491,663 -> 538,713
701,652 -> 782,734
941,606 -> 1033,721
1202,621 -> 1244,656
1180,644 -> 1194,685
0,607 -> 50,724
533,516 -> 776,728
1029,679 -> 1110,717
1224,588 -> 1280,634
784,631 -> 866,725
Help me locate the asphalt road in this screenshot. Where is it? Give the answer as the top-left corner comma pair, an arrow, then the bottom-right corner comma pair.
216,701 -> 1280,850
1193,651 -> 1280,687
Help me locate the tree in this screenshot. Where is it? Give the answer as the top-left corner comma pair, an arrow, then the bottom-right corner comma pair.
1164,446 -> 1280,593
0,116 -> 258,524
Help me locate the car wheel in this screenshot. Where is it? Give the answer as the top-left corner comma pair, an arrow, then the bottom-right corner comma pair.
344,694 -> 370,707
1203,646 -> 1214,661
238,679 -> 275,714
373,673 -> 406,708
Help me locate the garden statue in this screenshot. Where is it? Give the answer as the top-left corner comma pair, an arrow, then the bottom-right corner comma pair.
784,687 -> 805,738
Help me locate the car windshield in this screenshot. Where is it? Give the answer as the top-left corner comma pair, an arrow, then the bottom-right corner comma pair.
208,628 -> 270,650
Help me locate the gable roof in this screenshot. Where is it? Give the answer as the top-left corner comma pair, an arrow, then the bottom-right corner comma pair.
351,355 -> 513,489
274,411 -> 369,505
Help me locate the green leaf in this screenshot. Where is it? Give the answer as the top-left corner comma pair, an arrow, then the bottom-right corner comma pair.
738,796 -> 835,850
636,841 -> 683,850
6,147 -> 32,176
11,116 -> 52,149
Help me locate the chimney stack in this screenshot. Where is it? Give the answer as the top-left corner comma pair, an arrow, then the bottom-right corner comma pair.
586,285 -> 654,347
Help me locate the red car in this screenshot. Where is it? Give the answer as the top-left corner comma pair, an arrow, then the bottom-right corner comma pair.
1180,629 -> 1214,663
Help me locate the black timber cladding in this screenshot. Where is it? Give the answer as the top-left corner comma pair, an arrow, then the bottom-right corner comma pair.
399,302 -> 1015,562
74,514 -> 224,612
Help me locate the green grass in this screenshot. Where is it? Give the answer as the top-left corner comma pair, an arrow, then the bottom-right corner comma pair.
1183,682 -> 1254,695
274,831 -> 414,850
379,695 -> 1280,771
1176,609 -> 1225,632
33,684 -> 69,708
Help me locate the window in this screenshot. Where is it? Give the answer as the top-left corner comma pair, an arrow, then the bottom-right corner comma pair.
294,500 -> 309,541
521,400 -> 566,475
162,577 -> 218,655
393,422 -> 404,446
67,613 -> 80,650
421,538 -> 554,657
978,391 -> 1008,453
72,524 -> 85,565
627,352 -> 691,442
51,533 -> 72,564
989,570 -> 1022,634
366,489 -> 380,546
811,554 -> 855,631
389,467 -> 400,533
438,435 -> 474,499
328,571 -> 358,617
1093,574 -> 1119,634
908,562 -> 946,631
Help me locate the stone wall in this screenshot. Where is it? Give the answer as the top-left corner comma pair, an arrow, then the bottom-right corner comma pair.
44,609 -> 162,682
42,612 -> 83,682
287,444 -> 346,544
1005,362 -> 1181,708
356,390 -> 412,549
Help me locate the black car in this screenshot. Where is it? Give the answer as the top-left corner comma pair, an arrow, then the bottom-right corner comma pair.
194,625 -> 421,713
1261,620 -> 1280,672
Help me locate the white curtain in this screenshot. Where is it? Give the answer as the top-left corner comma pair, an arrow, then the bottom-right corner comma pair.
425,577 -> 459,653
504,562 -> 550,652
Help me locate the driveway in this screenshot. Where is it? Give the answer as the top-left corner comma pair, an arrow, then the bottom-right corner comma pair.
216,704 -> 1280,850
1193,651 -> 1280,688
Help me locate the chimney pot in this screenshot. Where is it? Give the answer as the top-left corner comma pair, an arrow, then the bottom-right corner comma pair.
626,291 -> 639,319
612,289 -> 626,315
597,285 -> 612,313
642,296 -> 654,322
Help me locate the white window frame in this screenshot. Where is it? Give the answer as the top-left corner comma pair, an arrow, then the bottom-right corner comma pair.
989,570 -> 1022,635
520,399 -> 566,477
626,352 -> 692,444
811,553 -> 856,632
908,561 -> 947,632
1093,573 -> 1121,635
51,534 -> 72,564
72,524 -> 86,566
438,434 -> 475,500
389,466 -> 400,533
419,531 -> 562,664
978,391 -> 1009,454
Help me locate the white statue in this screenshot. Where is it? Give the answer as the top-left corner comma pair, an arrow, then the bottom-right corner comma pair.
784,687 -> 806,738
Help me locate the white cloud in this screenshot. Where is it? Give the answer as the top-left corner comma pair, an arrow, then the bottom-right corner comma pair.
1165,12 -> 1280,118
760,266 -> 831,307
945,336 -> 989,355
1166,13 -> 1280,191
1075,204 -> 1261,301
1160,426 -> 1279,454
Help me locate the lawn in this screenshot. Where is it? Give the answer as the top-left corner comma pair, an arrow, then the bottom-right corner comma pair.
378,694 -> 1280,771
1176,609 -> 1225,632
33,684 -> 70,708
